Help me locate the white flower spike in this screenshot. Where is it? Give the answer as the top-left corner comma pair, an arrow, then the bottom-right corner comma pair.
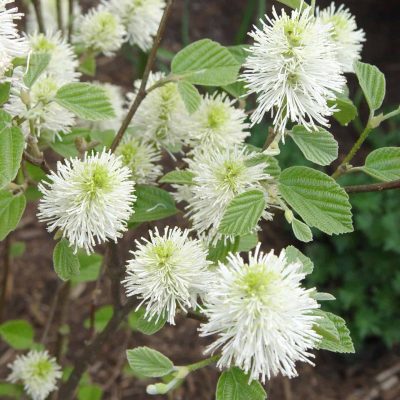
200,245 -> 321,382
123,227 -> 211,324
38,150 -> 136,254
242,6 -> 345,135
8,350 -> 62,400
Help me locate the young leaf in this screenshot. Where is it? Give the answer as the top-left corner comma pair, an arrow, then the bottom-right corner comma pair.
24,53 -> 51,87
126,347 -> 174,378
171,39 -> 241,86
290,126 -> 338,166
354,61 -> 386,112
53,239 -> 80,281
128,308 -> 167,336
177,81 -> 201,114
278,167 -> 353,235
55,83 -> 116,121
71,252 -> 103,283
0,320 -> 34,350
329,97 -> 358,126
77,385 -> 102,400
285,245 -> 314,275
312,292 -> 336,301
361,147 -> 400,182
216,367 -> 266,400
0,191 -> 26,241
314,310 -> 355,353
159,170 -> 195,185
0,82 -> 11,106
219,190 -> 265,236
291,218 -> 313,243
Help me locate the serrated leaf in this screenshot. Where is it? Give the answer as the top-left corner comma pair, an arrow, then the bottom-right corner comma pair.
177,81 -> 201,114
159,170 -> 195,185
216,367 -> 266,400
128,308 -> 166,335
354,61 -> 386,112
129,185 -> 177,225
24,53 -> 51,87
219,190 -> 265,236
290,126 -> 338,166
0,121 -> 24,189
292,218 -> 313,243
0,191 -> 26,241
0,320 -> 34,349
361,147 -> 400,182
278,167 -> 353,235
172,39 -> 241,86
285,245 -> 314,274
55,83 -> 115,121
329,97 -> 358,126
314,310 -> 355,353
53,239 -> 80,281
222,80 -> 248,98
126,347 -> 174,378
208,237 -> 240,263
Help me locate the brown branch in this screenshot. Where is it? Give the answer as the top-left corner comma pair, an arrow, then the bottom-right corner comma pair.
23,151 -> 51,174
105,242 -> 123,310
263,127 -> 277,151
186,311 -> 207,323
109,0 -> 175,153
345,179 -> 400,194
0,236 -> 11,323
30,0 -> 45,34
67,0 -> 74,42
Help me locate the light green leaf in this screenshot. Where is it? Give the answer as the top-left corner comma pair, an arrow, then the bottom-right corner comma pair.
276,0 -> 307,9
312,292 -> 336,301
84,305 -> 113,332
177,81 -> 201,114
285,245 -> 314,274
71,252 -> 102,283
55,83 -> 116,121
329,97 -> 358,126
129,185 -> 177,224
227,45 -> 250,64
278,167 -> 353,235
208,237 -> 240,263
79,53 -> 96,76
238,233 -> 258,252
0,191 -> 26,241
128,308 -> 166,336
219,190 -> 265,236
171,39 -> 241,86
314,310 -> 355,353
216,367 -> 266,400
0,382 -> 23,398
361,147 -> 400,182
159,170 -> 195,185
290,126 -> 338,166
77,385 -> 102,400
24,53 -> 51,87
291,218 -> 313,243
354,61 -> 386,112
0,82 -> 11,106
53,239 -> 80,281
126,347 -> 174,378
0,320 -> 34,349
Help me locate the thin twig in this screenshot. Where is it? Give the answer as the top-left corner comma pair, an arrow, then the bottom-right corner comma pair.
105,242 -> 123,310
109,0 -> 175,152
23,151 -> 51,174
0,236 -> 11,322
67,0 -> 74,42
31,0 -> 45,33
262,127 -> 277,151
54,282 -> 71,359
56,0 -> 63,34
345,179 -> 400,194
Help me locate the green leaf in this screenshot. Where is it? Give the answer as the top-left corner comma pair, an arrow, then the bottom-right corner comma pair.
208,237 -> 240,263
219,190 -> 265,236
216,367 -> 266,400
84,305 -> 113,332
0,121 -> 24,189
129,185 -> 177,224
291,218 -> 313,243
278,167 -> 353,235
53,239 -> 80,281
314,310 -> 355,353
361,147 -> 400,182
312,292 -> 336,301
290,126 -> 338,166
0,383 -> 23,398
24,53 -> 51,87
171,39 -> 241,86
71,252 -> 102,283
329,97 -> 358,126
354,61 -> 386,112
276,0 -> 307,9
79,53 -> 97,76
177,81 -> 201,114
0,192 -> 26,241
0,82 -> 11,106
285,245 -> 314,274
126,347 -> 174,378
222,81 -> 248,98
77,385 -> 102,400
0,320 -> 34,349
237,233 -> 258,252
159,170 -> 195,185
128,308 -> 167,335
55,83 -> 116,121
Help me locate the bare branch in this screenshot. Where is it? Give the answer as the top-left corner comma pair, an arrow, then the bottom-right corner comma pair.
345,179 -> 400,194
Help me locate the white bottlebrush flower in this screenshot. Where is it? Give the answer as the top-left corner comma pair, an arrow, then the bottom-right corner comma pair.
123,227 -> 212,324
129,72 -> 191,151
200,245 -> 321,382
5,75 -> 75,138
8,350 -> 62,400
242,6 -> 345,134
116,136 -> 163,184
28,31 -> 80,84
317,2 -> 365,73
190,93 -> 250,149
0,0 -> 28,80
38,150 -> 136,254
184,146 -> 272,244
105,0 -> 165,51
74,5 -> 126,57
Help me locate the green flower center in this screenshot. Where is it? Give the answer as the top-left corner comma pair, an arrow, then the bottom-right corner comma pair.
207,104 -> 229,130
216,160 -> 245,192
32,35 -> 56,53
32,77 -> 58,103
80,164 -> 112,198
119,142 -> 139,166
153,240 -> 176,269
32,359 -> 53,379
238,265 -> 279,299
283,21 -> 304,48
326,15 -> 348,40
